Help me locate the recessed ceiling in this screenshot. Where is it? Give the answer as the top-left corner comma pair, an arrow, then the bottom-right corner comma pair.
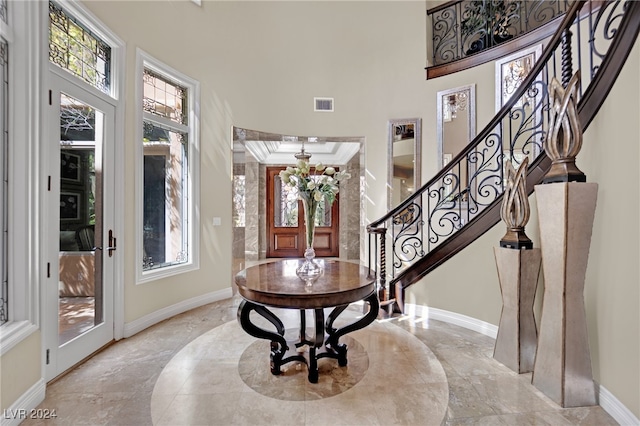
233,128 -> 362,165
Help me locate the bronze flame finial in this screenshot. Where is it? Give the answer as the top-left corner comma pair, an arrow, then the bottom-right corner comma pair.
543,71 -> 586,183
500,156 -> 533,249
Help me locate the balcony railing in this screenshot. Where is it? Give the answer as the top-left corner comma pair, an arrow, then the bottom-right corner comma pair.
428,0 -> 571,67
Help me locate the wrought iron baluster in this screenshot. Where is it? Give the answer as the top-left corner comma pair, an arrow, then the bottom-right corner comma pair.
561,27 -> 573,87
372,0 -> 633,293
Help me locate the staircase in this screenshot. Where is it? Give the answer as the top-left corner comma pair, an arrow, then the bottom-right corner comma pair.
367,0 -> 640,313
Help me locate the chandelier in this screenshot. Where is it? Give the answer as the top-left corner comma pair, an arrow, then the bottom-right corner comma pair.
294,138 -> 311,162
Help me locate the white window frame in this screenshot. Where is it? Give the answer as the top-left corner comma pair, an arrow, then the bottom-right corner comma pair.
0,0 -> 43,355
135,49 -> 200,284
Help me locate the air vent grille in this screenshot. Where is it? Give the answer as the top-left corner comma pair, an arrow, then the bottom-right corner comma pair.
314,97 -> 334,112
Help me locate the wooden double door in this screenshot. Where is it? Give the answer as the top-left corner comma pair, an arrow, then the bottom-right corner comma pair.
266,167 -> 339,258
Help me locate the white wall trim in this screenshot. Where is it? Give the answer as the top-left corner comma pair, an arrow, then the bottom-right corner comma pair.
0,378 -> 45,426
404,303 -> 638,425
598,383 -> 639,426
404,303 -> 498,338
122,289 -> 232,338
0,322 -> 38,356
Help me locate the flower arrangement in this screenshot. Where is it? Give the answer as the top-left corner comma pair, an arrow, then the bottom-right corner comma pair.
279,160 -> 351,207
279,160 -> 350,282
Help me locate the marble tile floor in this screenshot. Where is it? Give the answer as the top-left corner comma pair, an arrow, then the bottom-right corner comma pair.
24,297 -> 618,426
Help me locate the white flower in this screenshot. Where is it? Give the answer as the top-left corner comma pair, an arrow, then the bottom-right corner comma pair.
279,161 -> 349,208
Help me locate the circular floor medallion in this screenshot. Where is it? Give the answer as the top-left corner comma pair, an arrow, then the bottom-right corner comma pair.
238,335 -> 369,400
151,313 -> 449,426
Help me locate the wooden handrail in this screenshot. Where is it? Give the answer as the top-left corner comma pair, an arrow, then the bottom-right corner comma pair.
368,0 -> 640,312
369,0 -> 585,230
392,0 -> 640,298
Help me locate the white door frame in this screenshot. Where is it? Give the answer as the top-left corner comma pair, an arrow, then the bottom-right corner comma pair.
44,69 -> 118,380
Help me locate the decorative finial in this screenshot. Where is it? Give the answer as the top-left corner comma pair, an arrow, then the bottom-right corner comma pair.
543,71 -> 585,183
500,156 -> 533,249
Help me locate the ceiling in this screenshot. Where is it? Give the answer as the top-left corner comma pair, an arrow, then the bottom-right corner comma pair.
233,128 -> 362,165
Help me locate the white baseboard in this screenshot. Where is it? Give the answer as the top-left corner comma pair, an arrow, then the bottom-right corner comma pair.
123,288 -> 233,338
404,303 -> 638,425
0,379 -> 45,426
598,383 -> 640,426
404,303 -> 498,339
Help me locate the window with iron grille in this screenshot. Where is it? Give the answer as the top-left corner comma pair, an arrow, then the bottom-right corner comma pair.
48,1 -> 111,93
0,35 -> 8,325
139,61 -> 199,278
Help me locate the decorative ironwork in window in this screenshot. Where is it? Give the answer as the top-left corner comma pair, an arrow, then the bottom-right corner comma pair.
0,0 -> 7,24
143,69 -> 187,125
48,1 -> 111,93
0,39 -> 7,324
274,174 -> 332,228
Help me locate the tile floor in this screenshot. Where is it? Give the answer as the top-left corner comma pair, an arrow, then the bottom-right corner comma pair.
24,297 -> 618,425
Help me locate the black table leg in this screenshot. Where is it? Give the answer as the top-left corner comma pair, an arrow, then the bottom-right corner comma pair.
237,292 -> 379,382
237,299 -> 288,375
324,292 -> 380,365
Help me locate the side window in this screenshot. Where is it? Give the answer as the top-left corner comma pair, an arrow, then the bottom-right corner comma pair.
137,53 -> 199,282
0,0 -> 8,325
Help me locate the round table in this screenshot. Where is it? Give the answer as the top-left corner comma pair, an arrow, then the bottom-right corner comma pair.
235,259 -> 379,383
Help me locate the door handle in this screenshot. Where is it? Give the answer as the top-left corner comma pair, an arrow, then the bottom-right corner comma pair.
108,229 -> 117,257
92,230 -> 117,256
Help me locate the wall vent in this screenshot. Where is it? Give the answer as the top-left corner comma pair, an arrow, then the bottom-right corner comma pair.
314,97 -> 334,112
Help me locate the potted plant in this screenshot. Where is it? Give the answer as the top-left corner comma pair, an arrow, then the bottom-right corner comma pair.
461,0 -> 514,55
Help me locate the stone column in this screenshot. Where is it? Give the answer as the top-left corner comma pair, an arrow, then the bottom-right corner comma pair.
493,247 -> 540,373
532,182 -> 597,407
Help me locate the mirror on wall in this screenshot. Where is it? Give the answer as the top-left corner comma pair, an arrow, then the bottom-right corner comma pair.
388,118 -> 421,210
436,85 -> 476,201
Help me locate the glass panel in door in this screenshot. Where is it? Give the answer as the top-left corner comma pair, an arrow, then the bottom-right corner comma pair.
267,167 -> 339,258
58,93 -> 103,346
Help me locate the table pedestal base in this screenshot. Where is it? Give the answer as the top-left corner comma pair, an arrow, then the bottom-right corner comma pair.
237,293 -> 379,383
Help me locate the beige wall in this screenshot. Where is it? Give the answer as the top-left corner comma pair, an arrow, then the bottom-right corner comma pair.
408,43 -> 640,417
79,0 -> 430,322
2,0 -> 637,418
83,0 -> 637,416
0,332 -> 41,411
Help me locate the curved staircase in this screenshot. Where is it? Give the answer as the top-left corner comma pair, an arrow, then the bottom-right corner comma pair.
367,0 -> 640,313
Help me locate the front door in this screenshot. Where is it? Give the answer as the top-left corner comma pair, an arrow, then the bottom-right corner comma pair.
45,73 -> 116,380
266,167 -> 339,258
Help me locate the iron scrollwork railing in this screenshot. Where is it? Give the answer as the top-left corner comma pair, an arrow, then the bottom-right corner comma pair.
369,0 -> 638,306
429,0 -> 571,66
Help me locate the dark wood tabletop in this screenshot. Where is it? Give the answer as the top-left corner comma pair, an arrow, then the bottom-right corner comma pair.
235,259 -> 376,309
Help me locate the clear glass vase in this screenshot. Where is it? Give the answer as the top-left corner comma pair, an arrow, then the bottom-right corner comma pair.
296,193 -> 323,285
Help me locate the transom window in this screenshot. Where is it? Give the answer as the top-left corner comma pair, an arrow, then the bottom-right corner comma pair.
48,1 -> 111,93
143,69 -> 187,125
138,54 -> 199,281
